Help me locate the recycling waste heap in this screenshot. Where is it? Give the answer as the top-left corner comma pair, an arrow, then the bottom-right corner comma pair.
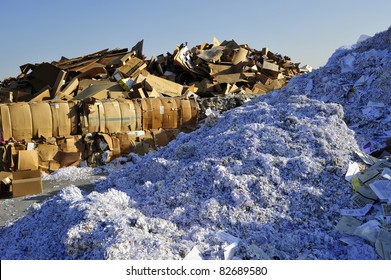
0,38 -> 309,175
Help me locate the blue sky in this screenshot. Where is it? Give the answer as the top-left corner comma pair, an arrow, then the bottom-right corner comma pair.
0,0 -> 390,80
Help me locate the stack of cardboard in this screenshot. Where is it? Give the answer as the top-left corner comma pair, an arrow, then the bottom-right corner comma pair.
0,38 -> 307,103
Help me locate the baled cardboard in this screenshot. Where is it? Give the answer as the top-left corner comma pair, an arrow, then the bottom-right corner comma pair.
68,100 -> 80,135
101,100 -> 122,133
149,98 -> 163,130
17,150 -> 39,171
133,99 -> 142,131
180,99 -> 198,127
0,105 -> 12,141
161,98 -> 178,129
141,99 -> 152,130
8,102 -> 33,141
97,100 -> 105,133
50,101 -> 71,137
29,102 -> 53,139
118,99 -> 137,131
11,169 -> 42,197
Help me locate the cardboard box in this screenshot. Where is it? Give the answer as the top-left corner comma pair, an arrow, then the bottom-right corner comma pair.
11,170 -> 42,197
18,150 -> 39,171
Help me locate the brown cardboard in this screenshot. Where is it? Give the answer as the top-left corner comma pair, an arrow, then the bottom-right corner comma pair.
0,171 -> 12,186
213,73 -> 246,84
181,99 -> 198,127
96,100 -> 105,133
232,47 -> 249,65
0,105 -> 12,141
58,78 -> 79,97
8,102 -> 33,141
36,143 -> 59,162
74,66 -> 107,80
59,137 -> 82,167
118,99 -> 138,131
29,102 -> 53,139
143,72 -> 183,97
30,86 -> 52,102
197,46 -> 225,62
101,100 -> 122,133
68,100 -> 80,135
81,102 -> 99,133
116,133 -> 137,155
17,150 -> 39,171
50,101 -> 71,137
151,128 -> 169,147
149,98 -> 163,129
11,169 -> 42,197
161,98 -> 178,129
29,63 -> 63,93
118,57 -> 146,78
141,99 -> 152,130
261,61 -> 280,78
73,80 -> 122,100
130,100 -> 142,131
51,70 -> 67,97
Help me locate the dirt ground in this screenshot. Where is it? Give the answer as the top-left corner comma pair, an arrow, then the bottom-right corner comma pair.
0,173 -> 105,228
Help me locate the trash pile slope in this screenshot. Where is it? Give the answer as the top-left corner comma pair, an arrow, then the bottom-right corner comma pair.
278,26 -> 391,153
0,93 -> 375,259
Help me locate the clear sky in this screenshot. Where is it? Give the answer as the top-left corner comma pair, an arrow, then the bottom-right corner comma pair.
0,0 -> 390,80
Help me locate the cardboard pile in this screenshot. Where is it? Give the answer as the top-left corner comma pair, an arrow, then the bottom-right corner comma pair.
0,39 -> 307,196
0,38 -> 308,105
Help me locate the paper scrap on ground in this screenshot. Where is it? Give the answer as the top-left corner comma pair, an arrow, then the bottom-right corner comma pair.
355,151 -> 379,165
340,204 -> 372,216
336,216 -> 363,235
369,180 -> 391,201
381,168 -> 391,180
183,246 -> 203,260
345,162 -> 360,182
